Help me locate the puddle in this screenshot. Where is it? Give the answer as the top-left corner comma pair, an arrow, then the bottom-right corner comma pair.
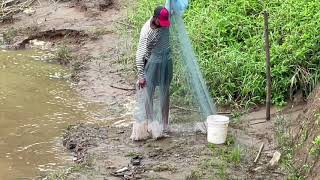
0,49 -> 101,179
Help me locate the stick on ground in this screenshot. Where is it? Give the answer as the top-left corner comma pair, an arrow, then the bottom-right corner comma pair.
172,105 -> 231,115
171,105 -> 198,112
109,84 -> 135,91
254,143 -> 265,163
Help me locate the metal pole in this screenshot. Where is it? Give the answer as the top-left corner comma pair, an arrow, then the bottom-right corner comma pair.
264,11 -> 271,121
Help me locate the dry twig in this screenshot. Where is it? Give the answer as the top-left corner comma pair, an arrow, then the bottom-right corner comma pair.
254,143 -> 264,163
109,84 -> 135,91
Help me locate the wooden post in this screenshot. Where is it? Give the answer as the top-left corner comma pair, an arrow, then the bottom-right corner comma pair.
264,11 -> 271,121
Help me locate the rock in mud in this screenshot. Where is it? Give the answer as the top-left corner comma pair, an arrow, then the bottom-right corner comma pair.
116,167 -> 129,173
268,151 -> 281,167
111,166 -> 145,180
98,0 -> 113,11
62,123 -> 108,162
130,155 -> 142,166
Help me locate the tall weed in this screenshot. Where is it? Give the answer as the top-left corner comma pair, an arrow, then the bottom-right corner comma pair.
128,0 -> 320,106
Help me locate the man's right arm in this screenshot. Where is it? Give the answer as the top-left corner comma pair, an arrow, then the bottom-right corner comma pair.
136,36 -> 148,80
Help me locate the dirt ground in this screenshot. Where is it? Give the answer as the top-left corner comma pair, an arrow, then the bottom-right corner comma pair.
57,105 -> 304,179
0,0 -> 312,179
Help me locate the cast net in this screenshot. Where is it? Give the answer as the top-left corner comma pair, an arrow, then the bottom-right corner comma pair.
131,0 -> 216,140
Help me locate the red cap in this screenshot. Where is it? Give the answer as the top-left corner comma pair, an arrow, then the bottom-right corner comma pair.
154,7 -> 170,27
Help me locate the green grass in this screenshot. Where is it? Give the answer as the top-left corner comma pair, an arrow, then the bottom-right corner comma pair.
310,135 -> 320,156
229,145 -> 242,164
51,44 -> 73,65
192,135 -> 243,179
128,0 -> 320,106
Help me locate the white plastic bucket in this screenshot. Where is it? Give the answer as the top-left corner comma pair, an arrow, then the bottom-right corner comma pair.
207,115 -> 230,144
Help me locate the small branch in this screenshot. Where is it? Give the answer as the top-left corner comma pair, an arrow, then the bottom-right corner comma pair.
247,117 -> 266,121
250,120 -> 267,125
217,111 -> 231,115
254,143 -> 265,163
171,105 -> 199,112
36,0 -> 41,6
109,84 -> 135,91
172,105 -> 231,115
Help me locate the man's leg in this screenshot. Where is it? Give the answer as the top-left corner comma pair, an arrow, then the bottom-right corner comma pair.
145,85 -> 154,121
160,84 -> 170,130
161,55 -> 172,130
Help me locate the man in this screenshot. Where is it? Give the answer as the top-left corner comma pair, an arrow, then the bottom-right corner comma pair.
135,6 -> 172,135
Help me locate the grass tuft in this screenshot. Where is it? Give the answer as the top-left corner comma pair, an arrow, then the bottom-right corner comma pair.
52,45 -> 73,65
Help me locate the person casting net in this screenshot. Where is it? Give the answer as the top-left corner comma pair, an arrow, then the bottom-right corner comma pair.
131,0 -> 216,140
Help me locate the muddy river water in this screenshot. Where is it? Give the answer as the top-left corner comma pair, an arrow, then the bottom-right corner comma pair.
0,49 -> 100,179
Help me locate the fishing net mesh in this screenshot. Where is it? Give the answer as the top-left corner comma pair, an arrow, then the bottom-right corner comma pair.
131,0 -> 216,140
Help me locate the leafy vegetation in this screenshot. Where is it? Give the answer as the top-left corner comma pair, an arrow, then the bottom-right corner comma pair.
128,0 -> 320,106
310,135 -> 320,156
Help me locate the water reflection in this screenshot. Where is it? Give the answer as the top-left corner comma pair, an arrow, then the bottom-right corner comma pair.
0,49 -> 100,179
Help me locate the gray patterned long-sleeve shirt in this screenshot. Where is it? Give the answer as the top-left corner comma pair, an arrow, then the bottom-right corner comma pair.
136,18 -> 160,80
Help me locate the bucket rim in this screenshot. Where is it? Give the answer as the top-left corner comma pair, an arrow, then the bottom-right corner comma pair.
207,115 -> 230,123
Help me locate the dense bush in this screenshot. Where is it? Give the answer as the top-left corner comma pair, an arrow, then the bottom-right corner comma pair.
129,0 -> 320,106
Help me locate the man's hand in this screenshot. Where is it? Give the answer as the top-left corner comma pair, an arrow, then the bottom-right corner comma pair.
138,78 -> 146,89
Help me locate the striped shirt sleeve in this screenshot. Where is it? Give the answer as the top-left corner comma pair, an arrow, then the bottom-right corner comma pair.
136,34 -> 148,80
136,19 -> 160,80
